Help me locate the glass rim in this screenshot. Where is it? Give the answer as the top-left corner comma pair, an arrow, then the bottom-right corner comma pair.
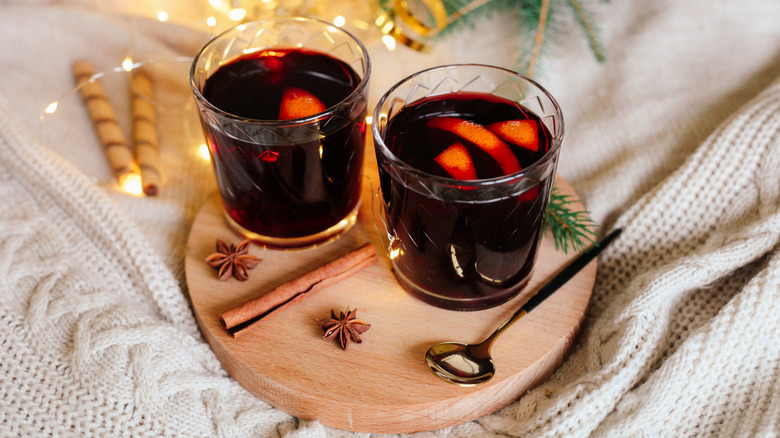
189,16 -> 371,126
371,63 -> 564,187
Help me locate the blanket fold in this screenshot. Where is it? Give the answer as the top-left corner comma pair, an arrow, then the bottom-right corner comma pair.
480,77 -> 780,437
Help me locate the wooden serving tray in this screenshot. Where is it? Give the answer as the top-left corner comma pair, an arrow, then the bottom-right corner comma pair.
185,150 -> 596,433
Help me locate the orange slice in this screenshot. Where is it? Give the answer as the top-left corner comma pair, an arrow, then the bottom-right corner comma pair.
518,185 -> 539,203
427,117 -> 521,175
278,87 -> 326,120
487,119 -> 539,152
434,142 -> 478,180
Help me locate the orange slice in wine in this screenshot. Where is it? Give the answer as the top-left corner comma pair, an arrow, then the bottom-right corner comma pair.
427,117 -> 521,175
518,185 -> 539,202
278,87 -> 326,120
487,120 -> 540,152
434,142 -> 478,180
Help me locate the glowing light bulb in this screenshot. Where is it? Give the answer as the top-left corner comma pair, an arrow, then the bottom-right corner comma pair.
120,173 -> 143,196
228,8 -> 246,21
382,35 -> 397,51
333,16 -> 346,27
157,11 -> 169,22
381,21 -> 394,34
198,143 -> 211,161
122,57 -> 133,71
206,16 -> 217,27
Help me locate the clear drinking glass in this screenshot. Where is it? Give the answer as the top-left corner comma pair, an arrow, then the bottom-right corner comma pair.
372,64 -> 564,310
190,17 -> 370,248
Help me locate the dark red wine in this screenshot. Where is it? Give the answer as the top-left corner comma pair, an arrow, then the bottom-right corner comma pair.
200,48 -> 366,241
379,92 -> 553,310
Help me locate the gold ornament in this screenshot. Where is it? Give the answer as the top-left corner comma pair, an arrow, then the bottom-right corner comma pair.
394,0 -> 447,37
379,0 -> 498,52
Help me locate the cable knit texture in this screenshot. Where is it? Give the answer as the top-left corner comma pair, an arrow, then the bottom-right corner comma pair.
1,1 -> 779,437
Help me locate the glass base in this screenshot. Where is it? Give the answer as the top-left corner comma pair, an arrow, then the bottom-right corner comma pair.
391,263 -> 533,311
224,203 -> 360,250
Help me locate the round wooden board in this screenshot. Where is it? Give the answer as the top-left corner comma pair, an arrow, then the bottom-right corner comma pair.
185,148 -> 596,434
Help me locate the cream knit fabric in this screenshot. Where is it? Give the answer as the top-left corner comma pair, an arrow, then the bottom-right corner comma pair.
481,77 -> 780,437
0,1 -> 779,437
0,92 -> 293,436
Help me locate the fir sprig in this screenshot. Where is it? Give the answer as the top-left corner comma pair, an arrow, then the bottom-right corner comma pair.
543,186 -> 597,253
565,0 -> 607,63
383,0 -> 607,76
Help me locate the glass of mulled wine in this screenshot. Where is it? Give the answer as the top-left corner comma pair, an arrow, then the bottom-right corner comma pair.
190,17 -> 370,249
372,64 -> 564,311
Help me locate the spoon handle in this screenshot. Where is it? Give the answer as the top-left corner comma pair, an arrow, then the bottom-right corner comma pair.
524,228 -> 621,313
483,228 -> 622,346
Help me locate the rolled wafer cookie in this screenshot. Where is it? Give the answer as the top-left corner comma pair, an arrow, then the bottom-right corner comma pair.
73,59 -> 138,184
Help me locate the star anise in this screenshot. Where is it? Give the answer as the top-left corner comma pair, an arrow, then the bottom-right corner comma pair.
205,239 -> 261,281
316,308 -> 371,350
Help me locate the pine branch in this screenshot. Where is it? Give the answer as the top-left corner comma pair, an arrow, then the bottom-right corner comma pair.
543,186 -> 598,253
426,0 -> 607,71
526,0 -> 551,78
445,0 -> 496,24
566,0 -> 607,62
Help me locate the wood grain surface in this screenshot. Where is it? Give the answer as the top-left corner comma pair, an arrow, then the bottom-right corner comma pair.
185,143 -> 597,433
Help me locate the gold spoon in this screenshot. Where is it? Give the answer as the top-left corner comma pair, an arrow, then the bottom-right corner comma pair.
424,228 -> 622,386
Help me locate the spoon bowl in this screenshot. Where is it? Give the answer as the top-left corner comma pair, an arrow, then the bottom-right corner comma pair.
424,228 -> 622,386
425,342 -> 494,386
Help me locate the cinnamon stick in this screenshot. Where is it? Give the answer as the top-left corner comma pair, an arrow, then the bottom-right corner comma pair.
73,59 -> 137,184
131,71 -> 162,196
220,243 -> 377,338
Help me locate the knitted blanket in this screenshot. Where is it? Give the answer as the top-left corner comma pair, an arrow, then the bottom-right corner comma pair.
0,2 -> 778,437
